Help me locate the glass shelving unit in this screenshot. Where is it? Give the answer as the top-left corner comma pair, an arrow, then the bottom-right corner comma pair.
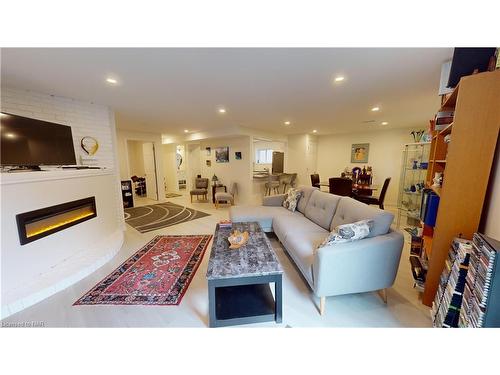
397,142 -> 431,229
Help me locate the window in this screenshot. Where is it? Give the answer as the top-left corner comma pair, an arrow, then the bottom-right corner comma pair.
256,149 -> 273,164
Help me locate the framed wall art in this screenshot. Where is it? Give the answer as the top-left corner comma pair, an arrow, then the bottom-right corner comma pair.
215,147 -> 229,163
351,143 -> 369,163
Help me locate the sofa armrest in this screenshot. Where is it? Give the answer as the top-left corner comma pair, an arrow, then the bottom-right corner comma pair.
312,230 -> 404,297
263,194 -> 286,206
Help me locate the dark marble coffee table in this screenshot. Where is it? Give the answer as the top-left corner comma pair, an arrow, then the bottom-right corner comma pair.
206,221 -> 283,327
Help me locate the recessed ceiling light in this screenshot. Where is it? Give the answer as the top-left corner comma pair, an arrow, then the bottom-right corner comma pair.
218,108 -> 226,114
334,76 -> 345,82
284,121 -> 291,125
381,121 -> 389,125
106,77 -> 118,85
184,129 -> 189,133
371,106 -> 380,112
312,130 -> 317,133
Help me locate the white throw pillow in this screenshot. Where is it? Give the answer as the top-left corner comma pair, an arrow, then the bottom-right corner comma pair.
317,219 -> 374,249
282,188 -> 302,212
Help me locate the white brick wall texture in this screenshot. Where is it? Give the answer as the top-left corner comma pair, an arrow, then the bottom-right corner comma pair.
0,86 -> 125,233
1,87 -> 115,170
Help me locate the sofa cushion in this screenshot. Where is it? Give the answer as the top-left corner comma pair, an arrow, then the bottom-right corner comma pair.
190,188 -> 207,195
283,230 -> 328,286
330,197 -> 394,237
297,185 -> 318,214
318,219 -> 374,248
304,190 -> 342,230
273,212 -> 327,244
229,205 -> 295,232
282,188 -> 302,212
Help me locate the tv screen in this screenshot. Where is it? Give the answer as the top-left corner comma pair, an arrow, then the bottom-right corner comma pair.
447,47 -> 496,88
1,112 -> 76,166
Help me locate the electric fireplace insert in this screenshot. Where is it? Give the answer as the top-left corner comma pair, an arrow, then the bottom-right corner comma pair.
16,197 -> 97,245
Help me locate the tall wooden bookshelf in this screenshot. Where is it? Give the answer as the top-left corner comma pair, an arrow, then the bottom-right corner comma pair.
422,70 -> 500,307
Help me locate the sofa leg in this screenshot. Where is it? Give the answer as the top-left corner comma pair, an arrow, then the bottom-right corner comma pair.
378,288 -> 387,304
319,297 -> 325,315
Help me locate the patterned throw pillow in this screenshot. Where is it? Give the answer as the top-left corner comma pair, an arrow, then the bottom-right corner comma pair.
282,188 -> 302,212
317,219 -> 374,248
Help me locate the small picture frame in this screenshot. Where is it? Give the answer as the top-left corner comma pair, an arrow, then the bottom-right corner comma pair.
206,160 -> 211,167
351,143 -> 369,163
235,151 -> 242,160
206,147 -> 211,156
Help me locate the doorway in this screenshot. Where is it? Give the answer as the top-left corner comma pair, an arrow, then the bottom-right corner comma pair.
127,140 -> 159,201
187,143 -> 201,192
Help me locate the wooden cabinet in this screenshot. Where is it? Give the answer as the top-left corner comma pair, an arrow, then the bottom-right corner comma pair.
422,70 -> 500,306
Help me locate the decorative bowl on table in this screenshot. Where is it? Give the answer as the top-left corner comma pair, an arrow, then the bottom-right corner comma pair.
227,230 -> 249,249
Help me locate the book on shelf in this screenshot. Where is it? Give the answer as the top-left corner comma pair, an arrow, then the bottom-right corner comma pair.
431,237 -> 472,328
459,233 -> 500,328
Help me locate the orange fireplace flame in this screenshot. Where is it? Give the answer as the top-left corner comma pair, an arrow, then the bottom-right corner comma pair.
25,208 -> 95,238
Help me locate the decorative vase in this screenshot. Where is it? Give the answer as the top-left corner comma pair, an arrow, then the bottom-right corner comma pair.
228,230 -> 249,249
432,172 -> 443,187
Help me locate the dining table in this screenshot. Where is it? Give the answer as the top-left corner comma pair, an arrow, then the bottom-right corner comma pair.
319,181 -> 379,196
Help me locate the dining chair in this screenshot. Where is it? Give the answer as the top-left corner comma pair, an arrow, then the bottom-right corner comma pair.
311,174 -> 320,188
353,177 -> 391,209
279,173 -> 297,193
265,174 -> 281,195
328,177 -> 353,196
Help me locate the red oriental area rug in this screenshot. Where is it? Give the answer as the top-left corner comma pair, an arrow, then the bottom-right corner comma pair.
74,235 -> 212,306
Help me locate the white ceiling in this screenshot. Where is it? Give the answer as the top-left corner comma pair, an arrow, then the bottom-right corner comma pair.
1,48 -> 453,136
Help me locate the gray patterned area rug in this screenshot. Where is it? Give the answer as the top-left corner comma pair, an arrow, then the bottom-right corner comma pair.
124,202 -> 210,233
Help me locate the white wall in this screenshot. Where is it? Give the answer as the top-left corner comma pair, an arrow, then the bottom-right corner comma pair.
0,87 -> 124,317
126,140 -> 146,177
287,134 -> 318,187
116,129 -> 166,200
199,136 -> 252,204
316,127 -> 421,207
162,144 -> 179,192
482,142 -> 500,241
1,172 -> 124,318
187,143 -> 201,191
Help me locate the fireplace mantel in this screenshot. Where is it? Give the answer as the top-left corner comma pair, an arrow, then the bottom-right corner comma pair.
0,168 -> 113,185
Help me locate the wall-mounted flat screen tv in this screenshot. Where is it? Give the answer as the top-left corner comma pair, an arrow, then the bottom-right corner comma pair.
1,112 -> 76,166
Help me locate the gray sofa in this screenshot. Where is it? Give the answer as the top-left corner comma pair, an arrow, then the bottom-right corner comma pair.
229,186 -> 404,315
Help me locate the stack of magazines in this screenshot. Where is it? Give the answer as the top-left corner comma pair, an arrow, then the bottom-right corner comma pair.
431,237 -> 472,328
218,220 -> 232,228
459,233 -> 500,328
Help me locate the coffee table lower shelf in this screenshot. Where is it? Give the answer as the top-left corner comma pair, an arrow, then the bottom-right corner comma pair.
208,274 -> 282,327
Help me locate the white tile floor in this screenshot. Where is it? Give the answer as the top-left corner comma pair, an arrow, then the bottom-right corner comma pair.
1,191 -> 431,327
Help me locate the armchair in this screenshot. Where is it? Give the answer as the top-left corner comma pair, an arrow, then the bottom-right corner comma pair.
190,177 -> 209,202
